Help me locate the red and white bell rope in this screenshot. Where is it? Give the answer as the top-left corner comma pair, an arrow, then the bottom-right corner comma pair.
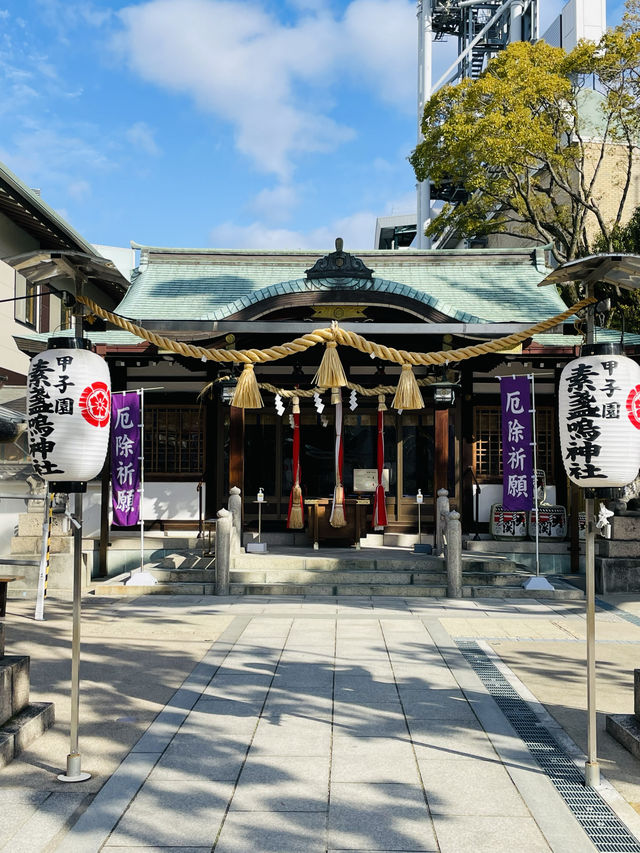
287,396 -> 304,529
329,389 -> 346,527
372,395 -> 388,529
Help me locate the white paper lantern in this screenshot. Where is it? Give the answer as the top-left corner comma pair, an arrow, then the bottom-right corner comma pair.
27,338 -> 111,490
559,343 -> 640,489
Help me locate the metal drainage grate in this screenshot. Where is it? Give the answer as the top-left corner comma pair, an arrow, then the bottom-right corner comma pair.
457,639 -> 640,853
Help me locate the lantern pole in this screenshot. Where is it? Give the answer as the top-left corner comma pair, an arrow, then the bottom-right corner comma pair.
58,283 -> 91,783
583,283 -> 600,788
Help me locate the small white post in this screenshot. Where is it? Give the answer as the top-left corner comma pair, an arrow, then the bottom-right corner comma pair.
215,508 -> 231,595
435,489 -> 449,557
228,487 -> 242,554
446,511 -> 462,598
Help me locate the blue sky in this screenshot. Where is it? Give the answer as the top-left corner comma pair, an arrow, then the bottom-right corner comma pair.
0,0 -> 628,251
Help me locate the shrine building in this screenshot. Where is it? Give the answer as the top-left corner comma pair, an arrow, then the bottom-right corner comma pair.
18,238 -> 635,553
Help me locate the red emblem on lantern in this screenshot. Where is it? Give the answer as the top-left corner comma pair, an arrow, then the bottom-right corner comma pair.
626,385 -> 640,430
79,382 -> 111,428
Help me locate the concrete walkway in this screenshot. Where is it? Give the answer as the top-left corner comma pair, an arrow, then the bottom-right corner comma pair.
3,594 -> 640,851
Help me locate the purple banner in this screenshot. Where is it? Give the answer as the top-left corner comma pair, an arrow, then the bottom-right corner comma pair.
500,376 -> 534,511
111,392 -> 141,527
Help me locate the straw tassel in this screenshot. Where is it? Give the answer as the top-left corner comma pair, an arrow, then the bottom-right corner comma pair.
314,340 -> 347,388
288,484 -> 304,529
231,363 -> 264,409
378,393 -> 387,412
330,484 -> 346,527
392,363 -> 424,410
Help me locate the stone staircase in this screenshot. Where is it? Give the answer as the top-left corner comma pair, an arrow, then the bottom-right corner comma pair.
96,553 -> 216,596
226,550 -> 580,599
0,621 -> 55,768
6,501 -> 86,600
94,531 -> 583,600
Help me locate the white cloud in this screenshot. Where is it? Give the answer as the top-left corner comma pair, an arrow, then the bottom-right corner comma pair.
249,183 -> 300,224
113,0 -> 414,177
341,0 -> 415,107
125,121 -> 160,156
210,209 -> 378,250
67,179 -> 91,200
33,0 -> 113,42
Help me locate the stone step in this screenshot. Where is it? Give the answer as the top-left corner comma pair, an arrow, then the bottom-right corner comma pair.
379,533 -> 435,548
156,554 -> 215,571
229,568 -> 529,587
93,576 -> 213,597
229,582 -> 448,597
0,702 -> 55,769
108,536 -> 202,551
242,531 -> 311,547
0,656 -> 30,727
228,582 -> 583,599
468,584 -> 584,600
149,568 -> 216,583
231,553 -> 522,574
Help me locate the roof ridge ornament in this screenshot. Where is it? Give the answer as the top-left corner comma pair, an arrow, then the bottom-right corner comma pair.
305,237 -> 374,280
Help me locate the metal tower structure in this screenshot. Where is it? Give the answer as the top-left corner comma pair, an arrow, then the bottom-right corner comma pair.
416,0 -> 539,249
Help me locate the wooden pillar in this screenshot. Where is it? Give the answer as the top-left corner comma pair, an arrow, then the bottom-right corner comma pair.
204,397 -> 218,518
434,405 -> 449,524
460,368 -> 474,530
229,405 -> 245,494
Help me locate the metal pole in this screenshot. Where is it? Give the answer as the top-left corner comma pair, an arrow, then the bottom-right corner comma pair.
584,495 -> 600,786
139,388 -> 144,574
35,488 -> 52,621
584,283 -> 600,788
416,0 -> 433,249
59,288 -> 90,782
529,373 -> 540,576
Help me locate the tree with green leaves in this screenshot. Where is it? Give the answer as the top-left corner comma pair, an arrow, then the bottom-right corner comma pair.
410,30 -> 640,274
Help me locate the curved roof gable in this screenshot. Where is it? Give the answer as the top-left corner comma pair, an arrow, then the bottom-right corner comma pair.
116,244 -> 567,324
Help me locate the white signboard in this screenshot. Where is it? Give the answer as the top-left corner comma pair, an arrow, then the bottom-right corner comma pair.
353,468 -> 390,493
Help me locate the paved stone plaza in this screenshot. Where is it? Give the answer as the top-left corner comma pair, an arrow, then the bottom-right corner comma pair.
3,593 -> 640,851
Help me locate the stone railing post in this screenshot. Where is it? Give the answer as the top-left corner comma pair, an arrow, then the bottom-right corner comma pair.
435,489 -> 450,557
228,486 -> 242,554
446,511 -> 462,599
215,508 -> 231,595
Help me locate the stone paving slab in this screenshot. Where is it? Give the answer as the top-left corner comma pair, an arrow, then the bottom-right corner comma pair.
328,782 -> 438,851
215,810 -> 328,853
431,814 -> 552,852
231,755 -> 330,812
331,735 -> 421,784
419,758 -> 530,816
104,779 -> 234,847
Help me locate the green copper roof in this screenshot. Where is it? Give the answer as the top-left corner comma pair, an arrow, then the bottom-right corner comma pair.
116,245 -> 567,325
